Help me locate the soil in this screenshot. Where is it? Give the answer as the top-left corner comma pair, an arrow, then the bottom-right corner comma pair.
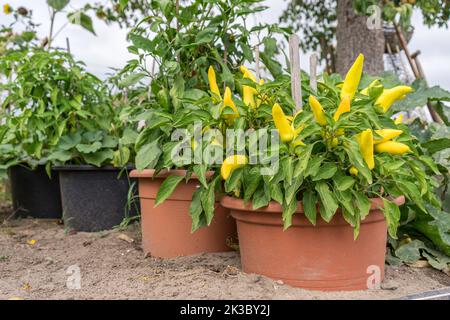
1,212 -> 449,300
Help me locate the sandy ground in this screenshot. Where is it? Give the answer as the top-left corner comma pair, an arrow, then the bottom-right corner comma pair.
0,212 -> 449,300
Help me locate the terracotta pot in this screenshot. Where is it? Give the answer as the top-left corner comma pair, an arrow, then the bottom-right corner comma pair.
221,195 -> 405,291
130,169 -> 236,258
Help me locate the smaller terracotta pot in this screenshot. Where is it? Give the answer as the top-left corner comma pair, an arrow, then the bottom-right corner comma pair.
221,195 -> 405,291
130,169 -> 236,258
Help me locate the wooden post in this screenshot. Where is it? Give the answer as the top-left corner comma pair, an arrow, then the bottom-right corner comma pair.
394,23 -> 443,124
309,53 -> 318,92
289,34 -> 302,113
66,37 -> 71,54
394,23 -> 420,78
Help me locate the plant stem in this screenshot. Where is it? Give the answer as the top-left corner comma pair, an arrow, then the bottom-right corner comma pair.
48,8 -> 56,49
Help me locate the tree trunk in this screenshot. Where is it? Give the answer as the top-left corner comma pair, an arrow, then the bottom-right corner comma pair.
336,0 -> 385,76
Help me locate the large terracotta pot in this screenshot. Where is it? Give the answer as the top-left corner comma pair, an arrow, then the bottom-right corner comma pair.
221,195 -> 405,291
130,169 -> 236,258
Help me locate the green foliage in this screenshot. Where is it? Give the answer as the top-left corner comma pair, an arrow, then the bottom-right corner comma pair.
0,49 -> 136,170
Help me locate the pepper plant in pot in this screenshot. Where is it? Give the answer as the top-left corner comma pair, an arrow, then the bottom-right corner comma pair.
49,86 -> 140,232
196,54 -> 441,291
0,49 -> 101,219
125,0 -> 286,258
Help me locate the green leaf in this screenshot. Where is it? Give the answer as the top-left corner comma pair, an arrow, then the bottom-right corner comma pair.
129,33 -> 154,52
193,164 -> 208,189
47,0 -> 69,11
282,197 -> 298,230
195,27 -> 216,44
304,156 -> 323,178
303,189 -> 317,226
311,162 -> 338,181
315,182 -> 339,222
76,141 -> 102,154
57,132 -> 81,150
382,199 -> 401,238
243,168 -> 262,202
201,177 -> 218,225
155,175 -> 185,207
113,147 -> 130,167
135,140 -> 161,171
293,144 -> 313,177
225,167 -> 243,193
343,138 -> 372,184
119,0 -> 129,10
423,138 -> 450,155
119,73 -> 146,88
333,175 -> 355,191
270,184 -> 283,204
120,128 -> 138,145
48,150 -> 72,162
282,157 -> 293,185
83,149 -> 113,167
334,189 -> 355,217
284,176 -> 303,204
252,186 -> 271,209
190,188 -> 205,233
352,190 -> 371,220
68,12 -> 96,35
394,240 -> 425,263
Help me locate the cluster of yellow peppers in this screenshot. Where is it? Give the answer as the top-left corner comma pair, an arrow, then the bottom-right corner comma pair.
307,54 -> 412,175
214,53 -> 414,180
208,65 -> 263,179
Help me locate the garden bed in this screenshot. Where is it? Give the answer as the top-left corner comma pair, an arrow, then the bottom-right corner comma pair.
0,211 -> 449,300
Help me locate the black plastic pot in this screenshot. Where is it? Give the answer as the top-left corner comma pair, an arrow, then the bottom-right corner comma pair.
8,165 -> 62,219
54,165 -> 139,232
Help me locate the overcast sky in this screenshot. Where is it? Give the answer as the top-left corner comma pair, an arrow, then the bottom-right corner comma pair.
2,0 -> 450,89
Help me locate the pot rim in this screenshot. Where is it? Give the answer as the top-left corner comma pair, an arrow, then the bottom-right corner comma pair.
130,168 -> 214,179
53,165 -> 135,172
220,195 -> 406,214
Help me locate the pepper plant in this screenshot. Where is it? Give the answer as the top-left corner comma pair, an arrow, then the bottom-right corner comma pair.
0,49 -> 135,175
152,55 -> 443,241
120,0 -> 290,171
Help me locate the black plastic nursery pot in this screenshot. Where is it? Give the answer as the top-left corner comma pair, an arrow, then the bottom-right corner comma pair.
54,165 -> 139,232
8,165 -> 62,219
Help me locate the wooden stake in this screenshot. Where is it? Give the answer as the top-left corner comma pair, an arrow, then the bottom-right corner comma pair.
309,53 -> 318,92
66,37 -> 71,54
394,23 -> 420,78
394,24 -> 443,124
289,34 -> 302,113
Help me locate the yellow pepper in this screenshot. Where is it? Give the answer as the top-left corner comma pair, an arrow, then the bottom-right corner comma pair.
208,66 -> 221,100
360,79 -> 381,96
3,4 -> 12,14
221,87 -> 239,122
239,66 -> 257,82
221,155 -> 248,180
242,70 -> 257,109
375,141 -> 411,155
309,96 -> 327,126
349,166 -> 359,176
359,129 -> 374,170
333,96 -> 350,121
394,114 -> 404,125
341,54 -> 364,101
272,103 -> 295,142
375,86 -> 413,113
373,129 -> 403,145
